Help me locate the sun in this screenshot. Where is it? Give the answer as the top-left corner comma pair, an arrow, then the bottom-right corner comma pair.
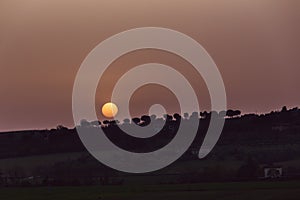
102,102 -> 118,118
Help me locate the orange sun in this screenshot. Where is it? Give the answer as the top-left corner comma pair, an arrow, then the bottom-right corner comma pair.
102,102 -> 118,118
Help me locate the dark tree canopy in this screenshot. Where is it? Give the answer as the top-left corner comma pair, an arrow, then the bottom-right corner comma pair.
132,117 -> 141,125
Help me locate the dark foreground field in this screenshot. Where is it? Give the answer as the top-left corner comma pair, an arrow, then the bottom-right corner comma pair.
1,181 -> 300,200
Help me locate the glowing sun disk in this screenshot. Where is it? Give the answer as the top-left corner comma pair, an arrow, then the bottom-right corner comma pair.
102,102 -> 118,118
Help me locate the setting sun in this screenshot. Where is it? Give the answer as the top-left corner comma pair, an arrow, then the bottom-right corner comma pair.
102,102 -> 118,118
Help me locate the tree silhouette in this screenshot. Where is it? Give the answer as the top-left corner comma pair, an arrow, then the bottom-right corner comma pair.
90,120 -> 101,127
190,112 -> 199,119
132,117 -> 140,125
219,110 -> 227,117
80,119 -> 90,127
163,114 -> 173,122
56,125 -> 68,131
102,120 -> 110,126
150,114 -> 157,122
123,118 -> 130,124
141,115 -> 151,126
226,110 -> 241,118
281,106 -> 287,112
200,111 -> 208,119
173,113 -> 181,121
184,113 -> 189,120
234,110 -> 241,116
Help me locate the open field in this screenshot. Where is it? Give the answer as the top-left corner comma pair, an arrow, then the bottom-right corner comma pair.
0,152 -> 86,172
0,151 -> 243,175
1,181 -> 300,200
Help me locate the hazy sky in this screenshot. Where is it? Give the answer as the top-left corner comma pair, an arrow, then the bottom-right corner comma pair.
0,0 -> 299,131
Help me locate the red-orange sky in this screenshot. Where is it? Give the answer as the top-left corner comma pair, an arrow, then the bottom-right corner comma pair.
0,0 -> 299,131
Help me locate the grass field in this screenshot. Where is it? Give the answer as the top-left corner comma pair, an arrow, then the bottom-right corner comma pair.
0,152 -> 87,172
1,181 -> 300,200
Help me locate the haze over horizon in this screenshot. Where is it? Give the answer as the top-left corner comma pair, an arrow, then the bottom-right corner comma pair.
0,0 -> 299,131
